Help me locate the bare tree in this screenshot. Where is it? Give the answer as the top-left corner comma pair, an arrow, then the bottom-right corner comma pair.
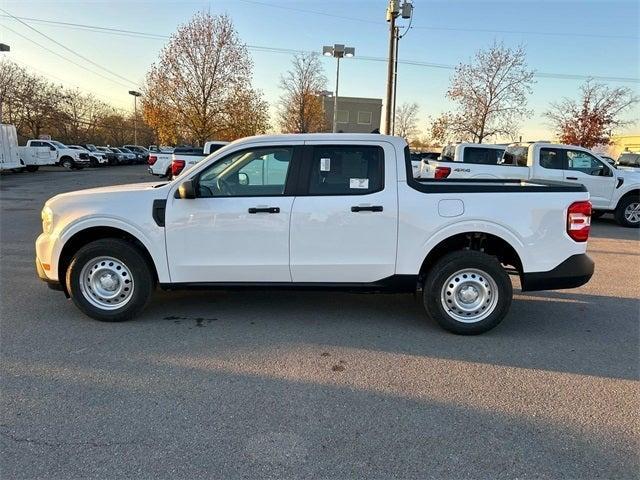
278,52 -> 327,133
443,41 -> 535,143
544,80 -> 639,148
142,12 -> 269,145
394,102 -> 419,140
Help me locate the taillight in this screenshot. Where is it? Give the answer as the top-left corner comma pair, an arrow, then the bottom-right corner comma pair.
567,201 -> 591,242
148,155 -> 157,165
171,159 -> 186,177
434,166 -> 451,179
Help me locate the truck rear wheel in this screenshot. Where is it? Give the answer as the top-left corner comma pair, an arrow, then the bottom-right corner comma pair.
614,196 -> 640,228
423,250 -> 512,334
66,239 -> 154,322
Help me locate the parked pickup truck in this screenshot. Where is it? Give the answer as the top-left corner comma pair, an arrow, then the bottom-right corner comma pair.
36,134 -> 594,334
1,124 -> 56,172
420,143 -> 506,179
426,142 -> 640,228
148,141 -> 229,178
26,139 -> 90,169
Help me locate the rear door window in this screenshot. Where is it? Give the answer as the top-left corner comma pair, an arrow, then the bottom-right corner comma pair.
462,147 -> 504,165
539,148 -> 564,170
308,145 -> 384,195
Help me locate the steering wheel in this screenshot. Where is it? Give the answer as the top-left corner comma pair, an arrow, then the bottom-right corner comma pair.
216,177 -> 236,196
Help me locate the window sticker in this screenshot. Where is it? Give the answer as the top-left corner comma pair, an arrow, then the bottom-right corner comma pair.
320,158 -> 331,171
350,178 -> 369,189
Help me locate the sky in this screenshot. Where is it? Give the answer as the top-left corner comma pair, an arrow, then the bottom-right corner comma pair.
1,0 -> 639,140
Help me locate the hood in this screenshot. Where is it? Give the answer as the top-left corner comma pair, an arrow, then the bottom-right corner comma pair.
46,182 -> 167,207
616,167 -> 640,184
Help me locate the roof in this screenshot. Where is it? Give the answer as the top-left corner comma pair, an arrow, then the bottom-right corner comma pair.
229,133 -> 406,148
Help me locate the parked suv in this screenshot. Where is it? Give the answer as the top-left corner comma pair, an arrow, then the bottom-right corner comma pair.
79,144 -> 109,167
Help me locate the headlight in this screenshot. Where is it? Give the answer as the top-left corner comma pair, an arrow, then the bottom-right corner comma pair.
41,206 -> 54,234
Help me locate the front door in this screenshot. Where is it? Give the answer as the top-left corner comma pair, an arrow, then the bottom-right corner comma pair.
165,143 -> 302,283
290,142 -> 398,283
563,149 -> 616,209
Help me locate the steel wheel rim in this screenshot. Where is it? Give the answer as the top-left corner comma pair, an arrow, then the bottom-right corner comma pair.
624,202 -> 640,224
440,268 -> 499,323
79,256 -> 134,310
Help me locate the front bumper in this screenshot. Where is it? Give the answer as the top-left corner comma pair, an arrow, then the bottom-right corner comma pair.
36,257 -> 64,291
520,254 -> 594,292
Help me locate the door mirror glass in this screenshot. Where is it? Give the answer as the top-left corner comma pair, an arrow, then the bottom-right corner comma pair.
177,179 -> 196,199
238,172 -> 249,185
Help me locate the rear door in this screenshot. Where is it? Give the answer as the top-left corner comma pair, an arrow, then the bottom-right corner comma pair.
533,147 -> 565,182
289,141 -> 398,283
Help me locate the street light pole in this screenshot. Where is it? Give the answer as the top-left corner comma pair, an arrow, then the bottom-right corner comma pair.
391,26 -> 399,135
323,44 -> 355,134
333,56 -> 340,133
128,90 -> 142,145
0,43 -> 9,122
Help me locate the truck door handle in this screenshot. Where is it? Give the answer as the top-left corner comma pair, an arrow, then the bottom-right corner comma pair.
566,176 -> 578,180
248,207 -> 280,214
351,205 -> 383,212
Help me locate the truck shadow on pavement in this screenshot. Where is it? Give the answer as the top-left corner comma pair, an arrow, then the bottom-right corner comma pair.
139,287 -> 639,382
1,347 -> 637,479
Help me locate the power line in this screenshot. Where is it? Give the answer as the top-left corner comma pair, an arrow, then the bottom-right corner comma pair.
8,57 -> 131,109
0,8 -> 137,87
3,14 -> 639,84
3,25 -> 133,89
234,0 -> 637,40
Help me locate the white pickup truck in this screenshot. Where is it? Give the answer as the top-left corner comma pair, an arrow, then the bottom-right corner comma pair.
36,134 -> 594,334
0,124 -> 56,172
425,142 -> 640,227
419,143 -> 506,179
26,139 -> 90,169
148,141 -> 228,178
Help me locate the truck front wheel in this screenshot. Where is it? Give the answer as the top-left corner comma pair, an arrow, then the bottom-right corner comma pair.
65,239 -> 154,322
423,250 -> 512,334
614,196 -> 640,228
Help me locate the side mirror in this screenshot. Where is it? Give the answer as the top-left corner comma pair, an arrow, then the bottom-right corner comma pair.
50,146 -> 56,151
177,179 -> 196,199
238,172 -> 249,185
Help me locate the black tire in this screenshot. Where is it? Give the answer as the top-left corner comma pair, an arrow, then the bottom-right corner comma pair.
66,238 -> 154,322
591,210 -> 605,219
89,157 -> 98,168
614,195 -> 640,228
60,157 -> 74,169
25,165 -> 39,172
423,250 -> 513,335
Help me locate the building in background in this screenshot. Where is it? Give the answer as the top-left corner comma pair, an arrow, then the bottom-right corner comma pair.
322,96 -> 382,134
609,134 -> 640,158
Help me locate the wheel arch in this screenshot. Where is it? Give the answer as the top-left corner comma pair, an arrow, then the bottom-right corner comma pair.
615,188 -> 640,209
58,226 -> 160,291
418,231 -> 524,283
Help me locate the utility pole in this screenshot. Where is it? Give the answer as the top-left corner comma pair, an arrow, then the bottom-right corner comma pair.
384,0 -> 413,135
384,1 -> 398,135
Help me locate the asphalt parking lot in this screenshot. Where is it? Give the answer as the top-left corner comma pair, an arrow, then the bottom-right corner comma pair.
1,165 -> 638,479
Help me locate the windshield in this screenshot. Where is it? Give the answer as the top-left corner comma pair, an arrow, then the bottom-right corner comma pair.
51,140 -> 67,148
85,144 -> 97,151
